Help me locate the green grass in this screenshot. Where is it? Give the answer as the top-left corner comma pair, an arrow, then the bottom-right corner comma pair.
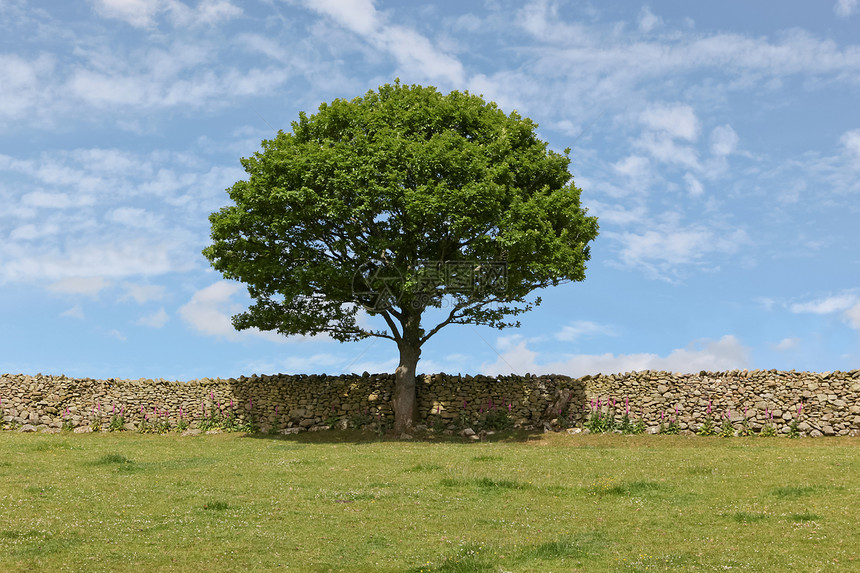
0,431 -> 858,572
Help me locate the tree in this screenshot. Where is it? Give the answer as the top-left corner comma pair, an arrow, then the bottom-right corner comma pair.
203,81 -> 598,434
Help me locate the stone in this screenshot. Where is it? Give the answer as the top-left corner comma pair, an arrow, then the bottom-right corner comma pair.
19,424 -> 37,432
809,429 -> 823,438
181,429 -> 202,436
399,433 -> 413,440
280,427 -> 301,434
73,426 -> 93,433
822,425 -> 836,436
461,428 -> 476,436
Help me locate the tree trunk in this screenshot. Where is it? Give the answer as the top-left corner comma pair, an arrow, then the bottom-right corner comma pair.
392,343 -> 420,435
392,311 -> 422,435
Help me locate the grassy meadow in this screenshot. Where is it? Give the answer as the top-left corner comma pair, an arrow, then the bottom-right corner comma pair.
0,430 -> 858,572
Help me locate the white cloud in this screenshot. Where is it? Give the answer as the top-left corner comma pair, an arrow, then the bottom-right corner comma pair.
556,320 -> 615,342
9,223 -> 60,241
845,302 -> 860,330
606,219 -> 749,280
684,173 -> 704,197
0,54 -> 55,123
21,191 -> 95,209
517,0 -> 595,46
585,200 -> 647,226
613,155 -> 651,180
178,281 -> 243,339
480,335 -> 750,377
108,329 -> 127,341
789,293 -> 857,314
47,276 -> 111,297
277,353 -> 343,373
121,282 -> 167,304
711,125 -> 739,156
300,0 -> 465,85
637,6 -> 661,33
91,0 -> 241,29
788,292 -> 860,332
640,103 -> 700,141
634,133 -> 700,169
178,281 -> 294,342
771,337 -> 799,351
841,129 -> 860,161
136,307 -> 169,328
473,14 -> 860,145
61,305 -> 85,320
835,0 -> 859,18
107,207 -> 163,229
64,41 -> 288,112
92,0 -> 161,28
2,235 -> 195,283
194,0 -> 242,25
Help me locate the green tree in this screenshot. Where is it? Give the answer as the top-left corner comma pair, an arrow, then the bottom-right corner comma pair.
203,82 -> 598,434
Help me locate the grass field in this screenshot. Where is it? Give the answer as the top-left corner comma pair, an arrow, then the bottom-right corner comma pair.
1,430 -> 858,572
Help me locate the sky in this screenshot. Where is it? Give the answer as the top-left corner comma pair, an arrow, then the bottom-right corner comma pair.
2,0 -> 860,381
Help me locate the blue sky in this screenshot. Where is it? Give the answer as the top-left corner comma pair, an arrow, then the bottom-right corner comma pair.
2,0 -> 860,380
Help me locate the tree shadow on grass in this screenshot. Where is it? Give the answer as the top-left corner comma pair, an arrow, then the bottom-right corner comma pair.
240,427 -> 548,445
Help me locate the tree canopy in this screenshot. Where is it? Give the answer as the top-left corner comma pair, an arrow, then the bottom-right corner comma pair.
204,81 -> 598,433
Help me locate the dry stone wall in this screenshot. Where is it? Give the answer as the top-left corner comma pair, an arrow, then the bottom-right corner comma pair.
1,369 -> 859,436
